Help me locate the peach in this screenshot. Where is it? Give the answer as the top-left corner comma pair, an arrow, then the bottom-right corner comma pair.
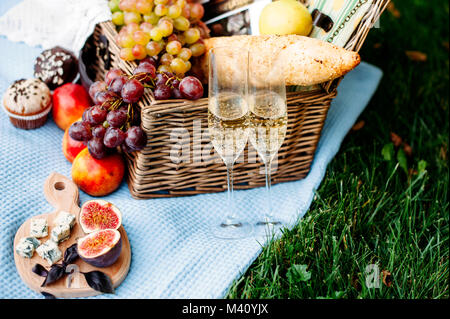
62,126 -> 86,163
52,83 -> 91,131
72,148 -> 125,196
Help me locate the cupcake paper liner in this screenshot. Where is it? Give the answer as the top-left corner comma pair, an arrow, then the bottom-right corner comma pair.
2,102 -> 52,130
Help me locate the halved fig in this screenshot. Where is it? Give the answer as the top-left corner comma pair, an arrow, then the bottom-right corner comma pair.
79,199 -> 122,234
77,229 -> 122,268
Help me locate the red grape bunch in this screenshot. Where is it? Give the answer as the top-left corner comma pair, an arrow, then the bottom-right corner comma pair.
69,58 -> 204,159
142,56 -> 204,100
69,67 -> 150,159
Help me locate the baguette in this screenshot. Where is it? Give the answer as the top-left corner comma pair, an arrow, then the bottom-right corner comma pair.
201,35 -> 361,86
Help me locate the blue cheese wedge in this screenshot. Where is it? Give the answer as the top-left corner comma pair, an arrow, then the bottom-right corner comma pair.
16,237 -> 41,258
50,223 -> 71,243
30,218 -> 48,238
36,240 -> 62,265
54,211 -> 76,228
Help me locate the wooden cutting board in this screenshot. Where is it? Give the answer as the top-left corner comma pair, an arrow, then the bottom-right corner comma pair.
13,172 -> 131,298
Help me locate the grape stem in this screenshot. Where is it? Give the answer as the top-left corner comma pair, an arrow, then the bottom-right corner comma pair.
130,73 -> 156,89
156,71 -> 182,89
105,98 -> 123,111
127,103 -> 133,121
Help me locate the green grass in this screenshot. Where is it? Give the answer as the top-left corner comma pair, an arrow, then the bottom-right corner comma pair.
226,0 -> 449,299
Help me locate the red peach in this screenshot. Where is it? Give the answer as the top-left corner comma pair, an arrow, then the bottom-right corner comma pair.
52,83 -> 91,131
62,125 -> 86,163
72,148 -> 125,196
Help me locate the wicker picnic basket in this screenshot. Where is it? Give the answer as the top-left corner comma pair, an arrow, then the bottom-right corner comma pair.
83,0 -> 389,199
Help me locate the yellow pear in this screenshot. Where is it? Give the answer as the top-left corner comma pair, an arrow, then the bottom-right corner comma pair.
259,0 -> 313,36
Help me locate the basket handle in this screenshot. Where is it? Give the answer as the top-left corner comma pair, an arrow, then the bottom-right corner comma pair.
97,34 -> 111,70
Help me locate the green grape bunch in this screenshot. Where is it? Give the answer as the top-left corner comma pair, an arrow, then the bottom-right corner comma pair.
109,0 -> 207,78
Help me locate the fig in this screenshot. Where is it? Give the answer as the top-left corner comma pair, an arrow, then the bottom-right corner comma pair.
79,199 -> 122,234
77,229 -> 122,268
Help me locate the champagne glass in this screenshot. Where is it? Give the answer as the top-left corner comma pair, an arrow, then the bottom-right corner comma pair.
248,47 -> 288,232
208,47 -> 253,239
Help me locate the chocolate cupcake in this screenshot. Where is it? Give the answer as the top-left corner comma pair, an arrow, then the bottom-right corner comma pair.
2,79 -> 52,130
34,46 -> 79,90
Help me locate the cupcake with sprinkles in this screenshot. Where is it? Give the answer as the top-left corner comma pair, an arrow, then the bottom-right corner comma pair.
34,46 -> 79,90
2,78 -> 52,130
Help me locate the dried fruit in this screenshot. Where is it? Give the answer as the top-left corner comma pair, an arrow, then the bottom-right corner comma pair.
79,200 -> 122,234
77,229 -> 122,268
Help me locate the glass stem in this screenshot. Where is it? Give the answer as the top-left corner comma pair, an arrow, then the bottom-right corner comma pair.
264,158 -> 273,221
225,163 -> 236,224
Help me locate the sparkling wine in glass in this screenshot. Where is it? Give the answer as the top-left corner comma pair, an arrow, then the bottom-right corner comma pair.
208,47 -> 253,239
248,48 -> 288,232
